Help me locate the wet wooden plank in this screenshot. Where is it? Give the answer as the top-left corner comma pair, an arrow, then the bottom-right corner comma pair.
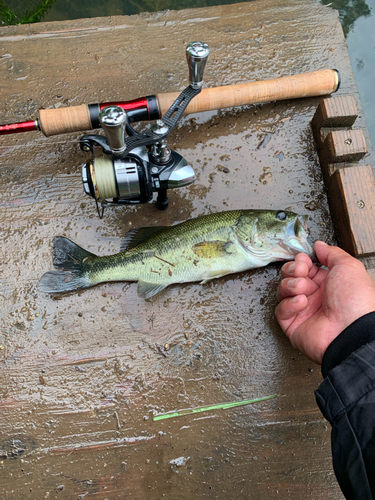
312,95 -> 358,131
1,0 -> 372,498
312,95 -> 375,257
324,129 -> 368,164
329,165 -> 375,256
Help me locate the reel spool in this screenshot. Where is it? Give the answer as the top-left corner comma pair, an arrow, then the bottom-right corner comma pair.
82,154 -> 149,204
79,41 -> 209,218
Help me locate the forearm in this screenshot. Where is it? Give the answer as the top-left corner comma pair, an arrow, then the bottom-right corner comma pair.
321,312 -> 375,378
315,312 -> 375,499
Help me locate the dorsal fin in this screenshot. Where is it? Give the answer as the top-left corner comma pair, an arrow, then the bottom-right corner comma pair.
120,226 -> 166,252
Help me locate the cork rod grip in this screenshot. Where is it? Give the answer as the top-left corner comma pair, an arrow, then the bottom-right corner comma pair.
156,69 -> 340,117
36,69 -> 339,136
38,104 -> 93,137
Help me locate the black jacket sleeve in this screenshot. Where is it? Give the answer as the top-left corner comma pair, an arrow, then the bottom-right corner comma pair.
315,312 -> 375,500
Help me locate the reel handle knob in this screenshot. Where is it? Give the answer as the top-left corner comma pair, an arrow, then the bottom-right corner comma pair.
186,41 -> 209,89
99,105 -> 127,155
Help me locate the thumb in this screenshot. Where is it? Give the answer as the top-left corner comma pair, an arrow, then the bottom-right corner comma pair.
314,241 -> 353,269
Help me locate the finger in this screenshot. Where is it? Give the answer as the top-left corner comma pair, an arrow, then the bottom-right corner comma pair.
301,274 -> 323,297
308,265 -> 328,286
275,294 -> 308,331
307,263 -> 320,279
278,273 -> 322,302
314,241 -> 352,269
291,254 -> 324,281
281,259 -> 310,279
295,252 -> 314,267
277,277 -> 308,302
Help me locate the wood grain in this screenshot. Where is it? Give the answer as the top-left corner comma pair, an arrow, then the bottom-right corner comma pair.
312,95 -> 357,132
330,165 -> 375,256
1,0 -> 372,498
324,129 -> 368,163
311,95 -> 375,256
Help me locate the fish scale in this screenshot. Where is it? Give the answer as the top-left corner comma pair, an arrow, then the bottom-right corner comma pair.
39,209 -> 313,299
88,211 -> 242,283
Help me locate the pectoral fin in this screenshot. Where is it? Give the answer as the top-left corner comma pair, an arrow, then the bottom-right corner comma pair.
137,280 -> 169,299
200,269 -> 232,284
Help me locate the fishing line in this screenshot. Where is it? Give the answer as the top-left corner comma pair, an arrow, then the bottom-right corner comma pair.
92,157 -> 117,201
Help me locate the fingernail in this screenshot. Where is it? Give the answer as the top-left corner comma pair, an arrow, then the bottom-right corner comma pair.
287,278 -> 298,288
290,295 -> 300,303
288,262 -> 296,274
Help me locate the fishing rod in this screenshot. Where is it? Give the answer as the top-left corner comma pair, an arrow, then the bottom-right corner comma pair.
0,42 -> 340,219
0,69 -> 340,138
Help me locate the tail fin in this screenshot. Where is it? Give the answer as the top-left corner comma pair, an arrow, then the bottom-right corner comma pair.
39,237 -> 95,293
52,236 -> 95,270
39,270 -> 90,293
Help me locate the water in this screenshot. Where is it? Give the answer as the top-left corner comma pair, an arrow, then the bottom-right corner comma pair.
42,0 -> 375,147
345,0 -> 375,147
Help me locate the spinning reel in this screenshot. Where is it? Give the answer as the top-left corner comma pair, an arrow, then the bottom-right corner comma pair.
80,41 -> 209,218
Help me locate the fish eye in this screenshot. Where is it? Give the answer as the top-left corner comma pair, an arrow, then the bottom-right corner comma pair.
276,210 -> 287,221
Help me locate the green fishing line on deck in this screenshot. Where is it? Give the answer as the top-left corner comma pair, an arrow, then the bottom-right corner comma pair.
153,394 -> 279,421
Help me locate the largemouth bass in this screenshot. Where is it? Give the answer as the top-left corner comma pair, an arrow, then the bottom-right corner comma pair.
39,209 -> 313,299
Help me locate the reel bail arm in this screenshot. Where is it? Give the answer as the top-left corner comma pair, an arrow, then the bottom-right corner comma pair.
80,42 -> 210,218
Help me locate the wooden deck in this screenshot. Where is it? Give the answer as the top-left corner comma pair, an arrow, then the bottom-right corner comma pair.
0,1 -> 374,498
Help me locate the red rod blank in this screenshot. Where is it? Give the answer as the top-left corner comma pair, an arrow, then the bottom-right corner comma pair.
0,120 -> 37,135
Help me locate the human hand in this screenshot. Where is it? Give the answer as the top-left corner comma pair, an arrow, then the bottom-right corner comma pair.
275,241 -> 375,364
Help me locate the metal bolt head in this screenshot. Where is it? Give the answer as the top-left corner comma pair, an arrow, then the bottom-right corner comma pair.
357,199 -> 365,209
151,120 -> 169,136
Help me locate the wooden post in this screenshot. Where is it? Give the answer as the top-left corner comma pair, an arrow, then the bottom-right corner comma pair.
312,95 -> 375,257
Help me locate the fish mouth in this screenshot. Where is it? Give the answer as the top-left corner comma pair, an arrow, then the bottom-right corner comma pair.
280,215 -> 314,258
299,214 -> 309,232
282,236 -> 314,257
